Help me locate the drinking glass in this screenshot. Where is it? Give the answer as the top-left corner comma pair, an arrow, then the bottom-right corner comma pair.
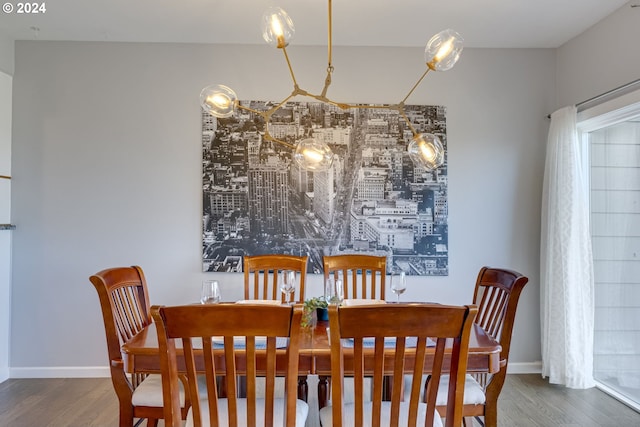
390,271 -> 407,302
280,270 -> 296,304
325,277 -> 344,305
201,280 -> 221,304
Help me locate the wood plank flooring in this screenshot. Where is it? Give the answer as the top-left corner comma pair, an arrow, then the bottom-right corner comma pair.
1,374 -> 639,426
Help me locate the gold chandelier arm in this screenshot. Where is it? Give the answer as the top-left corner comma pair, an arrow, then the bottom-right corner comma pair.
236,94 -> 299,150
235,103 -> 265,116
398,108 -> 419,136
264,92 -> 299,120
400,67 -> 431,105
235,90 -> 299,119
320,66 -> 333,99
302,91 -> 348,109
262,132 -> 296,150
281,46 -> 299,88
320,0 -> 334,99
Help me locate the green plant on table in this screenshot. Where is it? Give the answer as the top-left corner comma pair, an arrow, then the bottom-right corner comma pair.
302,297 -> 328,328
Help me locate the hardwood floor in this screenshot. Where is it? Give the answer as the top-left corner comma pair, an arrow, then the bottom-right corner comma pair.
491,375 -> 640,427
0,374 -> 639,426
0,377 -> 119,426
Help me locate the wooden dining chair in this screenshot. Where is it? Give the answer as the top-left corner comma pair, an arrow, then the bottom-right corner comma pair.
151,303 -> 309,427
320,303 -> 477,427
243,254 -> 308,303
89,266 -> 190,427
322,254 -> 386,300
430,266 -> 529,427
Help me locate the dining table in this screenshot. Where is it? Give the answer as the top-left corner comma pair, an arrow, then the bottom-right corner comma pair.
121,308 -> 502,408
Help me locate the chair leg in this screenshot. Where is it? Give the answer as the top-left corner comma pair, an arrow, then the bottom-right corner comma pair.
482,379 -> 504,427
484,406 -> 497,427
298,375 -> 309,402
146,418 -> 159,427
318,376 -> 330,409
120,406 -> 135,427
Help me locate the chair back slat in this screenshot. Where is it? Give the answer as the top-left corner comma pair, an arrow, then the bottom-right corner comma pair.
323,255 -> 387,300
243,255 -> 308,303
477,286 -> 507,338
111,285 -> 148,343
389,338 -> 407,427
153,303 -> 304,427
327,303 -> 477,427
179,338 -> 200,427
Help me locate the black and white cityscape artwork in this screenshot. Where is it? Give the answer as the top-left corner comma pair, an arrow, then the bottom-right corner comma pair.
202,101 -> 448,276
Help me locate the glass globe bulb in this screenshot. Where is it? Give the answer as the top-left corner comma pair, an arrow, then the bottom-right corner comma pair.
200,84 -> 238,118
262,7 -> 295,48
293,138 -> 333,172
424,29 -> 464,71
407,133 -> 445,171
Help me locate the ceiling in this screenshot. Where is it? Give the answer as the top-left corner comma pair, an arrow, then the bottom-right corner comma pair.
0,0 -> 633,48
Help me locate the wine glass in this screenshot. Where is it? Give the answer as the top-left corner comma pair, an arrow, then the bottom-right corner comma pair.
334,279 -> 344,304
201,280 -> 221,304
390,272 -> 407,303
325,278 -> 344,305
280,270 -> 296,304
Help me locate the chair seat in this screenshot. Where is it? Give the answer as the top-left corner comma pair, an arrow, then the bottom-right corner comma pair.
319,401 -> 443,427
131,374 -> 186,407
186,397 -> 309,427
435,374 -> 486,406
402,373 -> 486,406
132,374 -> 209,407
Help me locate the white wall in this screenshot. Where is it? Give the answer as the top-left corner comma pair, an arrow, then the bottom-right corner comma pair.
0,69 -> 12,383
0,32 -> 14,76
9,41 -> 554,376
556,0 -> 640,108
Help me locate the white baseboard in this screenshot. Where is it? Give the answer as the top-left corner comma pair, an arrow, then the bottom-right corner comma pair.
507,361 -> 542,374
10,366 -> 110,378
7,362 -> 542,379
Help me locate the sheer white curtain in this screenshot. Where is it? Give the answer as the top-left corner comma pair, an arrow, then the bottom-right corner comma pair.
540,105 -> 595,389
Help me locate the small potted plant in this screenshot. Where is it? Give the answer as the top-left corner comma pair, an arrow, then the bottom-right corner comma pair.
302,297 -> 329,328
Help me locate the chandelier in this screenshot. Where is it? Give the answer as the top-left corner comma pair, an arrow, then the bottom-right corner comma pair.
200,0 -> 463,172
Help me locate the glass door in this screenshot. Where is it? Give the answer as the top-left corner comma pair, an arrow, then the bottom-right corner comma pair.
584,105 -> 640,410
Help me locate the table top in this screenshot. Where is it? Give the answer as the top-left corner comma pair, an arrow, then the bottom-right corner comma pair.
121,319 -> 502,375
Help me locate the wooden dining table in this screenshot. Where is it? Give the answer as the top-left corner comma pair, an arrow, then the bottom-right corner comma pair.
121,313 -> 502,408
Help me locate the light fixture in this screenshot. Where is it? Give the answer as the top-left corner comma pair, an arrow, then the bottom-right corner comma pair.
200,0 -> 463,172
293,138 -> 334,172
407,133 -> 445,171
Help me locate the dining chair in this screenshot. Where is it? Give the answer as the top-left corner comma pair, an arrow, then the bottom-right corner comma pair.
322,254 -> 386,300
243,254 -> 308,303
89,265 -> 190,427
319,254 -> 387,408
320,303 -> 478,427
151,303 -> 309,427
427,266 -> 529,427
